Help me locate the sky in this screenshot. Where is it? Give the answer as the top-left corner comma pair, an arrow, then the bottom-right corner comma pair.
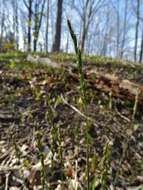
0,0 -> 142,60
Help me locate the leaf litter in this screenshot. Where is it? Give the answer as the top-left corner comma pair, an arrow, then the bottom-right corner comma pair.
0,57 -> 143,189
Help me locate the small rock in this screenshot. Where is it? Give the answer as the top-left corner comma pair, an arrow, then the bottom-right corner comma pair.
9,187 -> 20,190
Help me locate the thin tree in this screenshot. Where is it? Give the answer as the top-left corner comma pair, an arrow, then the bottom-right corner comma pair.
12,0 -> 19,50
120,0 -> 128,58
139,28 -> 143,63
23,0 -> 33,52
101,7 -> 110,56
0,1 -> 5,51
134,0 -> 140,62
33,0 -> 46,52
116,0 -> 120,58
74,0 -> 105,53
65,0 -> 75,53
52,0 -> 63,52
45,0 -> 50,52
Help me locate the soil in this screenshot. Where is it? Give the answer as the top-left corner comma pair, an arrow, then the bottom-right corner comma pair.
0,57 -> 143,189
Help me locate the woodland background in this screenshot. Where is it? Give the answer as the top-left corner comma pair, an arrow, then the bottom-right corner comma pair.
1,0 -> 143,62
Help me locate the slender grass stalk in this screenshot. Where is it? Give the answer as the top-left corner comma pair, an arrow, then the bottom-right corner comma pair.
109,91 -> 112,109
85,121 -> 94,190
86,134 -> 90,190
68,19 -> 90,189
56,124 -> 64,189
57,126 -> 63,166
132,88 -> 140,120
13,136 -> 21,162
46,95 -> 56,169
46,95 -> 64,186
67,19 -> 87,109
90,153 -> 97,190
35,131 -> 46,190
50,125 -> 55,169
100,141 -> 111,190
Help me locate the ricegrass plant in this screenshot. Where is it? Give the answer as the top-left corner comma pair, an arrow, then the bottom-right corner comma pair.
100,141 -> 111,190
68,19 -> 91,189
67,19 -> 87,109
57,125 -> 63,166
68,20 -> 112,189
50,124 -> 55,169
35,131 -> 46,190
132,88 -> 140,120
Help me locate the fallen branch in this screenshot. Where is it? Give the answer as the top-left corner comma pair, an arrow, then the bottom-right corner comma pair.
85,70 -> 143,107
5,172 -> 10,190
27,54 -> 61,68
61,94 -> 98,127
115,107 -> 131,123
26,55 -> 143,108
0,166 -> 20,173
12,176 -> 29,190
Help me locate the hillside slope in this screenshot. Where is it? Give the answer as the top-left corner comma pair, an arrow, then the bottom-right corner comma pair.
0,52 -> 143,189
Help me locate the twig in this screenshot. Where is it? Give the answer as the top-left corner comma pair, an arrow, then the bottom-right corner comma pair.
115,107 -> 131,123
61,94 -> 98,127
0,151 -> 10,163
0,165 -> 20,173
12,176 -> 29,190
5,172 -> 10,190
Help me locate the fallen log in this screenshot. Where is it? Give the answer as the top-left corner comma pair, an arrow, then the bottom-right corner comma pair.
85,70 -> 143,106
26,55 -> 143,107
27,54 -> 61,68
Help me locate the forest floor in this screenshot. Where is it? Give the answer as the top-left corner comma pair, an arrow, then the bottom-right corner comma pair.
0,52 -> 143,190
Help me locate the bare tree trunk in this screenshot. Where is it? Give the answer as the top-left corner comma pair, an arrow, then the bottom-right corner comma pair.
15,0 -> 19,50
101,9 -> 110,56
139,30 -> 143,63
80,0 -> 90,53
120,0 -> 128,58
33,0 -> 38,52
134,0 -> 140,62
65,0 -> 75,53
12,0 -> 19,50
78,0 -> 104,53
52,0 -> 63,52
0,9 -> 5,50
50,2 -> 54,45
116,0 -> 120,58
0,0 -> 6,52
23,0 -> 33,52
33,0 -> 45,52
80,22 -> 88,53
65,34 -> 69,53
45,0 -> 50,52
28,0 -> 33,52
